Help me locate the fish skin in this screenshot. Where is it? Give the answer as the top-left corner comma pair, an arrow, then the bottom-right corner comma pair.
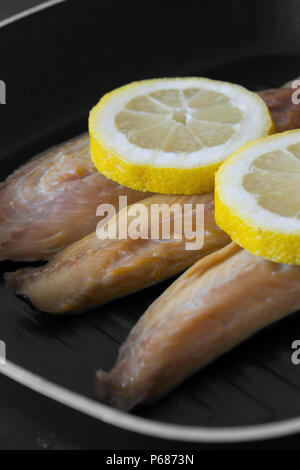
0,134 -> 149,261
96,243 -> 300,410
6,193 -> 230,314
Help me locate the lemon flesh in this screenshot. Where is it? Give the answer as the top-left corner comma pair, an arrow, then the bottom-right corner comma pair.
215,130 -> 300,265
115,89 -> 238,152
89,78 -> 274,194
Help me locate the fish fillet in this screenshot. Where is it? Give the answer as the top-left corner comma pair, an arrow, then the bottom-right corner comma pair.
96,243 -> 300,410
6,193 -> 230,314
0,134 -> 149,261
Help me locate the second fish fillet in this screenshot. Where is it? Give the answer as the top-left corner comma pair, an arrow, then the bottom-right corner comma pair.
6,193 -> 230,314
96,243 -> 300,410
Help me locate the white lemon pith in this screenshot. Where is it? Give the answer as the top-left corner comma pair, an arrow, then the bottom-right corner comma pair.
89,78 -> 274,194
215,130 -> 300,264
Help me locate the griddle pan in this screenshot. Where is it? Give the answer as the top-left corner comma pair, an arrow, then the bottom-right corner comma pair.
1,0 -> 300,444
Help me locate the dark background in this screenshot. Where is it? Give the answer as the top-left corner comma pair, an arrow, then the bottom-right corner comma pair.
1,0 -> 300,451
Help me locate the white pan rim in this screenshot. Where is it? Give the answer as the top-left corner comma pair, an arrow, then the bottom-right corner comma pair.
0,0 -> 67,29
1,359 -> 300,444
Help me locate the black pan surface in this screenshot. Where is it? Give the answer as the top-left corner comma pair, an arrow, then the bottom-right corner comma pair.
1,0 -> 300,440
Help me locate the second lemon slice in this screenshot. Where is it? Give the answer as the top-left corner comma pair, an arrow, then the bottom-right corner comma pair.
215,130 -> 300,264
89,78 -> 274,194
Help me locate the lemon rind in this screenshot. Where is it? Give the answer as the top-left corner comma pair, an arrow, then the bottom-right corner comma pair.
90,134 -> 221,194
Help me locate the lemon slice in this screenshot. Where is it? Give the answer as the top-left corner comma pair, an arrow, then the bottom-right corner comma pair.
215,130 -> 300,264
89,78 -> 274,194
